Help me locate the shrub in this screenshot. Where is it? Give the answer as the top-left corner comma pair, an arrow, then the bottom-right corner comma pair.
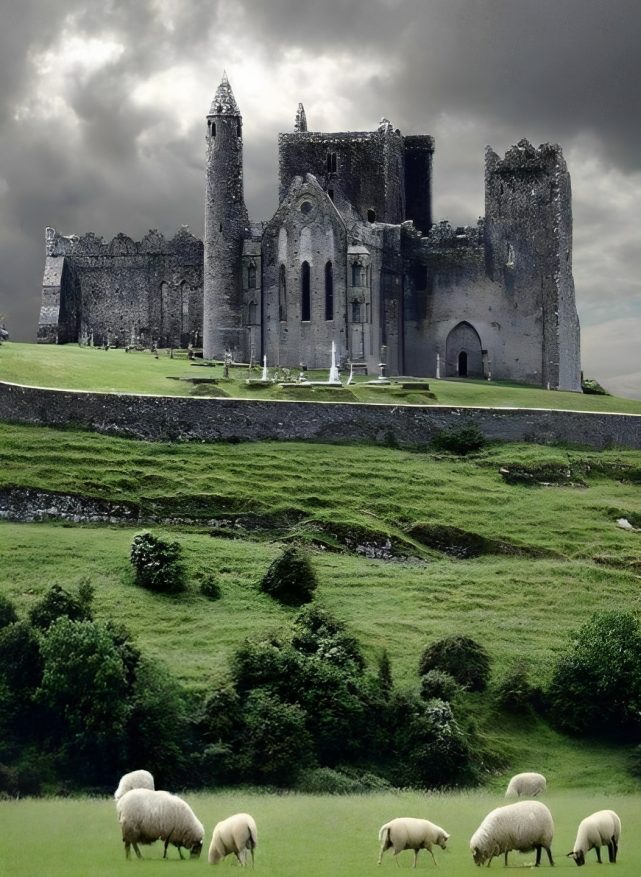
296,766 -> 391,794
0,594 -> 18,629
431,423 -> 486,455
199,575 -> 222,601
494,661 -> 540,714
29,584 -> 91,631
420,669 -> 463,702
242,689 -> 316,786
393,694 -> 479,788
419,635 -> 491,692
291,605 -> 364,671
130,531 -> 186,594
259,545 -> 317,606
548,610 -> 641,739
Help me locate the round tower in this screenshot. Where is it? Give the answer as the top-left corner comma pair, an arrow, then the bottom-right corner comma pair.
203,72 -> 249,361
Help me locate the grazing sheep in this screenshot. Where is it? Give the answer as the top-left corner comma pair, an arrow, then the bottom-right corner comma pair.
505,772 -> 547,798
470,800 -> 554,867
114,769 -> 155,801
208,812 -> 257,866
117,788 -> 204,860
378,817 -> 450,868
567,810 -> 621,866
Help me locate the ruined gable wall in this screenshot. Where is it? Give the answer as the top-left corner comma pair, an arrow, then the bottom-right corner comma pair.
262,177 -> 348,369
40,229 -> 203,347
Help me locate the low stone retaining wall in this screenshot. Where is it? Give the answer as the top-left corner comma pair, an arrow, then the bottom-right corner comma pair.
1,380 -> 640,449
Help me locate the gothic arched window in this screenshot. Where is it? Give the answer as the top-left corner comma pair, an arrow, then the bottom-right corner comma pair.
248,263 -> 257,289
301,261 -> 311,321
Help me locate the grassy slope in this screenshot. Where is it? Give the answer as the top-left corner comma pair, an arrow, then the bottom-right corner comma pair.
1,422 -> 641,790
2,341 -> 641,412
2,791 -> 641,876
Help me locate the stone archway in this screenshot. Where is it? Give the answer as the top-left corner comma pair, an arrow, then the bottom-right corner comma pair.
445,321 -> 483,377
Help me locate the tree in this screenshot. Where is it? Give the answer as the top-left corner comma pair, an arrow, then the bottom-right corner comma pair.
29,584 -> 91,631
259,545 -> 317,606
38,618 -> 130,781
419,635 -> 491,692
548,611 -> 641,738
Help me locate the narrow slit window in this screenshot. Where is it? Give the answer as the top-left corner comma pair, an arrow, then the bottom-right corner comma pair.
279,264 -> 287,321
301,261 -> 311,321
325,261 -> 334,321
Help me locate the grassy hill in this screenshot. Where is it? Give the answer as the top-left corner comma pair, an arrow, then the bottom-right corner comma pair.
2,341 -> 641,412
1,420 -> 641,790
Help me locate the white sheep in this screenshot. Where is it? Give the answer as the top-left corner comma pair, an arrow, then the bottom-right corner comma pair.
114,769 -> 155,801
567,810 -> 621,866
505,772 -> 546,798
116,788 -> 204,860
378,817 -> 450,868
470,800 -> 554,867
208,812 -> 257,866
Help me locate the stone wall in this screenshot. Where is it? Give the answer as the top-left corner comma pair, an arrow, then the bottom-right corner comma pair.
1,381 -> 639,450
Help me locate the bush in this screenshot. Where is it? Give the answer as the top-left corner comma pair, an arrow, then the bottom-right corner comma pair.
431,423 -> 486,455
259,545 -> 317,606
548,610 -> 641,739
420,670 -> 463,702
29,584 -> 91,631
419,635 -> 491,692
494,661 -> 541,714
199,575 -> 222,601
393,694 -> 479,788
0,594 -> 18,630
291,605 -> 364,672
130,531 -> 186,594
242,689 -> 316,786
296,766 -> 391,794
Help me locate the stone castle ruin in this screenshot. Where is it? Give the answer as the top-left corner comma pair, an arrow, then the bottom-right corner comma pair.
39,73 -> 581,390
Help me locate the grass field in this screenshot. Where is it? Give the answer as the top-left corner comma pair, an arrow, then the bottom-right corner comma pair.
2,341 -> 641,412
0,790 -> 639,877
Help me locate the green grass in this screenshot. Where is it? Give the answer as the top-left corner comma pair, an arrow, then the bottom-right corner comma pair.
1,790 -> 640,877
2,341 -> 641,412
1,422 -> 641,790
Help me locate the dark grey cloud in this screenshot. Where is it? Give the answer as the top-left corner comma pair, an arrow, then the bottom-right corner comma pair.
0,0 -> 639,398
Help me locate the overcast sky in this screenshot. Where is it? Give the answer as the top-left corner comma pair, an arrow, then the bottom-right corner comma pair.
0,0 -> 639,397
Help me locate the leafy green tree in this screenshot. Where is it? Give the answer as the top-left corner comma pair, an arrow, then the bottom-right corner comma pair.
419,635 -> 491,692
0,594 -> 18,629
393,694 -> 478,788
130,531 -> 186,594
38,618 -> 130,781
548,611 -> 641,738
291,605 -> 364,671
29,584 -> 91,631
259,545 -> 317,606
242,689 -> 315,785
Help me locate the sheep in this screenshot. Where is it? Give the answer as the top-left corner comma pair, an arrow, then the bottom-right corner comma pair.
208,812 -> 257,866
114,769 -> 155,801
505,772 -> 547,798
470,800 -> 554,867
116,788 -> 204,860
567,810 -> 621,866
378,817 -> 450,868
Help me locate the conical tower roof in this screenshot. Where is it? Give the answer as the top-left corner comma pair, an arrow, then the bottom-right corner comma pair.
208,71 -> 240,116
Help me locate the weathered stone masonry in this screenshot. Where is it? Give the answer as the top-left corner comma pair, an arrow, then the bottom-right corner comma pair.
1,381 -> 639,450
39,74 -> 581,392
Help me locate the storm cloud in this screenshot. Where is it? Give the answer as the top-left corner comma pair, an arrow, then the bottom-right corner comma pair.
0,0 -> 639,396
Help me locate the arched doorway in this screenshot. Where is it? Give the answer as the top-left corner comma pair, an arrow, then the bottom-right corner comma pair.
445,322 -> 483,377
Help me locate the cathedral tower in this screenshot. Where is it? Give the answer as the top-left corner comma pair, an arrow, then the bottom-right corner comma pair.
203,72 -> 249,360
